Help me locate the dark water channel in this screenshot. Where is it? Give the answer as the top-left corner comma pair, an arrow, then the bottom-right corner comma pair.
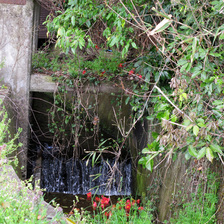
44,193 -> 123,214
29,143 -> 133,213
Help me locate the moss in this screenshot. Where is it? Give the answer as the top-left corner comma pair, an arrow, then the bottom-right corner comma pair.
136,164 -> 148,197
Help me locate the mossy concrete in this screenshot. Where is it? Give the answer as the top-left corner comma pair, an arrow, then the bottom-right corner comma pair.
0,88 -> 22,177
0,0 -> 34,179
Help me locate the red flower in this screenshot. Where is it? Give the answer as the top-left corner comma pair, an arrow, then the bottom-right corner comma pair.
95,196 -> 100,203
136,199 -> 141,205
82,70 -> 86,75
87,192 -> 92,201
125,201 -> 131,213
128,70 -> 134,75
138,206 -> 144,211
95,45 -> 99,50
118,63 -> 123,68
101,196 -> 110,209
138,75 -> 142,79
93,201 -> 97,210
101,71 -> 105,74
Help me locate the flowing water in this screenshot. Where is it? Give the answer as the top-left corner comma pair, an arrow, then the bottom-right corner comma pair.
40,144 -> 132,196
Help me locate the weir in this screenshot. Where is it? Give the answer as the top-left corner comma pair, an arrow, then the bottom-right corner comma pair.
39,144 -> 132,195
28,88 -> 135,196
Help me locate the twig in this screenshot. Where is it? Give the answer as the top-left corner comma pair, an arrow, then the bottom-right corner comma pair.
161,118 -> 187,128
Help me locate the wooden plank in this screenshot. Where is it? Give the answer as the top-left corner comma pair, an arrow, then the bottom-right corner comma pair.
0,0 -> 26,5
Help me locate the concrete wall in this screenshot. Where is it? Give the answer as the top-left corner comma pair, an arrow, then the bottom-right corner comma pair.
0,0 -> 34,179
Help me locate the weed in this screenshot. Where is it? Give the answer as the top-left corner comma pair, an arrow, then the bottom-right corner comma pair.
169,172 -> 219,224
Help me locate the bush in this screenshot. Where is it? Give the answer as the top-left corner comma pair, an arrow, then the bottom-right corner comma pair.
0,104 -> 65,223
169,172 -> 219,224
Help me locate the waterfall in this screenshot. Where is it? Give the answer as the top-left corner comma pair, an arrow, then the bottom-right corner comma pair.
40,144 -> 132,195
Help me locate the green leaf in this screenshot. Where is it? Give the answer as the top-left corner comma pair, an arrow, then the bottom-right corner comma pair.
191,37 -> 197,63
206,147 -> 214,162
185,151 -> 191,160
186,124 -> 193,131
205,135 -> 212,142
210,144 -> 223,154
109,36 -> 118,47
145,156 -> 154,172
197,147 -> 206,160
156,103 -> 169,111
142,148 -> 150,154
182,93 -> 187,100
125,96 -> 130,105
180,63 -> 189,73
196,118 -> 204,123
138,157 -> 146,165
131,42 -> 138,49
71,16 -> 76,26
163,110 -> 170,120
183,119 -> 191,127
86,20 -> 91,28
92,153 -> 96,167
193,125 -> 199,136
177,59 -> 188,66
201,72 -> 207,80
171,114 -> 177,122
188,145 -> 198,158
57,27 -> 65,37
152,132 -> 159,139
198,123 -> 206,128
209,52 -> 221,57
146,115 -> 154,120
219,32 -> 224,40
151,7 -> 173,19
196,142 -> 206,147
212,100 -> 223,105
191,70 -> 201,79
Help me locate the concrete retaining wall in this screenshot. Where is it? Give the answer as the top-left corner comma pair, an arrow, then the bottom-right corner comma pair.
0,0 -> 34,179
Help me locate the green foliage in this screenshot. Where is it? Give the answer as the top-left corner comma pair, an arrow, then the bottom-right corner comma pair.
36,0 -> 224,170
0,103 -> 65,223
0,101 -> 22,165
0,61 -> 4,70
139,0 -> 224,170
32,49 -> 123,81
84,50 -> 122,76
45,0 -> 140,57
68,195 -> 153,224
90,203 -> 153,224
0,179 -> 65,223
169,172 -> 219,224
